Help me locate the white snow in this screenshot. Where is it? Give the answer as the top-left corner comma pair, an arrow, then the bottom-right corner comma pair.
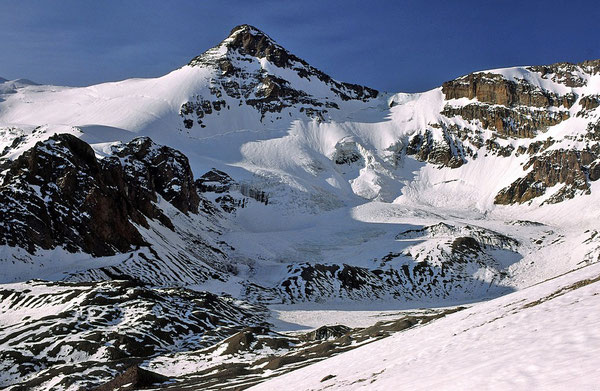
251,262 -> 600,391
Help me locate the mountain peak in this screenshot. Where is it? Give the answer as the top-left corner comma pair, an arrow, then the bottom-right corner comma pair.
227,24 -> 269,39
220,24 -> 292,68
188,24 -> 292,69
184,25 -> 378,128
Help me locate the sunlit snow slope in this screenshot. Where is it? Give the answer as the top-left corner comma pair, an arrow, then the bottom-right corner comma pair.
251,262 -> 600,390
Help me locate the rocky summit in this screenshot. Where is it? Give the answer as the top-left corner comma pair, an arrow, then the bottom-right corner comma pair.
183,24 -> 378,127
1,25 -> 600,391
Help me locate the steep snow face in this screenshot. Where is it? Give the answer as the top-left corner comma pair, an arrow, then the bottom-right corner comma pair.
250,262 -> 600,391
0,66 -> 213,133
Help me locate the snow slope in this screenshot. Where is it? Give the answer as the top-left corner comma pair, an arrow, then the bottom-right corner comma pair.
251,262 -> 600,391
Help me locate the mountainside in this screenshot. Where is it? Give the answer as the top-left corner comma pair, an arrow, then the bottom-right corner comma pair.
1,24 -> 599,390
251,259 -> 600,391
0,280 -> 269,390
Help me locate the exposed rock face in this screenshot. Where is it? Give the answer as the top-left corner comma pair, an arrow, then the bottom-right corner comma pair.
0,134 -> 201,256
442,72 -> 576,108
331,140 -> 363,165
302,325 -> 351,342
195,168 -> 242,212
432,61 -> 600,203
112,137 -> 200,215
406,128 -> 465,168
590,161 -> 600,181
395,222 -> 519,250
484,138 -> 515,157
196,168 -> 235,193
93,366 -> 169,391
578,94 -> 600,117
221,25 -> 294,69
195,168 -> 270,211
495,148 -> 600,204
586,120 -> 600,142
182,25 -> 378,128
0,134 -> 145,255
527,60 -> 600,87
180,96 -> 226,129
441,73 -> 574,139
203,25 -> 378,102
441,103 -> 569,138
580,95 -> 600,110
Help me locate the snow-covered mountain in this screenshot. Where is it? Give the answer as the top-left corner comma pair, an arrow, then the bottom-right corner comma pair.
1,24 -> 599,390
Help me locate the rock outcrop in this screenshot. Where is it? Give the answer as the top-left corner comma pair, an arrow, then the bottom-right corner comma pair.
527,60 -> 600,87
0,134 -> 202,256
441,72 -> 574,138
495,148 -> 600,204
93,366 -> 169,391
112,137 -> 200,215
442,72 -> 576,108
434,60 -> 600,205
441,103 -> 569,138
196,168 -> 235,193
406,128 -> 466,168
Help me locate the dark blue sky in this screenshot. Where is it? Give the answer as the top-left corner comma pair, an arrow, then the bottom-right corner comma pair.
2,1 -> 599,92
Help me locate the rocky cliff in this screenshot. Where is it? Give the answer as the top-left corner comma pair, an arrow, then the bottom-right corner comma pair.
0,134 -> 202,256
407,60 -> 600,204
